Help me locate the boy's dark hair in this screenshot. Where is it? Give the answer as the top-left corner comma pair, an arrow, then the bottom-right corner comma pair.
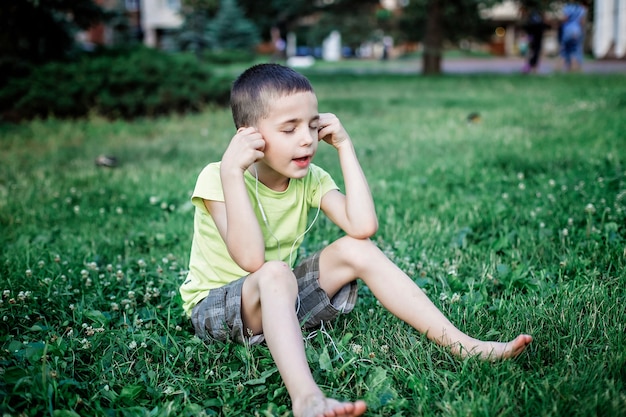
230,63 -> 314,128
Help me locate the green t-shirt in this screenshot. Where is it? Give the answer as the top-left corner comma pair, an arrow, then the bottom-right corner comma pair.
180,162 -> 338,316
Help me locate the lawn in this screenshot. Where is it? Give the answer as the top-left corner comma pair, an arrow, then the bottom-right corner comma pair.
1,70 -> 625,416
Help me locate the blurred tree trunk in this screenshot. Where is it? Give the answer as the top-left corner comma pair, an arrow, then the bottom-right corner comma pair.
422,0 -> 443,75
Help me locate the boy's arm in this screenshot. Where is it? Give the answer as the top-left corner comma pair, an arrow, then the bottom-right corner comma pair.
208,127 -> 266,272
317,113 -> 378,238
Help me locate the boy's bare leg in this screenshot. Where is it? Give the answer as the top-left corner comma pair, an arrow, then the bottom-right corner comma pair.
318,238 -> 532,360
241,261 -> 367,417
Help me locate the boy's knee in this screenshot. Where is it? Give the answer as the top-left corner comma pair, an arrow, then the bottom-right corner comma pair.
256,261 -> 297,293
333,236 -> 377,260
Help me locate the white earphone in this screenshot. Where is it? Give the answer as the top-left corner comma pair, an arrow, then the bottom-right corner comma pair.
253,164 -> 322,266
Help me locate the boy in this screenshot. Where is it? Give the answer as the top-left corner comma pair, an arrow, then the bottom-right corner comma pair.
181,63 -> 532,417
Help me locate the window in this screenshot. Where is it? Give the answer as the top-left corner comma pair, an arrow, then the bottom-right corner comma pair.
166,0 -> 181,11
125,0 -> 139,11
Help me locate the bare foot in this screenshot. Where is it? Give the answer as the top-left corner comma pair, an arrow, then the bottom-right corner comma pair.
452,334 -> 533,360
482,334 -> 533,361
294,394 -> 367,417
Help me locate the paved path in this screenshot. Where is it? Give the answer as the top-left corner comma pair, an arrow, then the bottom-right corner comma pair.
306,56 -> 626,75
441,56 -> 626,75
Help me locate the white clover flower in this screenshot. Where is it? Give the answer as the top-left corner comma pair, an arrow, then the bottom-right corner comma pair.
502,193 -> 509,200
351,344 -> 363,355
585,203 -> 596,214
25,269 -> 32,277
115,207 -> 123,214
549,179 -> 556,187
519,183 -> 525,190
69,304 -> 75,311
128,341 -> 137,349
149,196 -> 160,205
450,293 -> 461,303
73,205 -> 80,214
137,259 -> 147,268
562,228 -> 569,237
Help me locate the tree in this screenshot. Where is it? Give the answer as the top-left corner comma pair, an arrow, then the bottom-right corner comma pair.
402,0 -> 572,75
0,0 -> 107,64
207,0 -> 259,50
399,0 -> 502,75
176,0 -> 219,55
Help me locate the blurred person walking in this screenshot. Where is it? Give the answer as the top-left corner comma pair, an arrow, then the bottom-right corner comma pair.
522,7 -> 551,74
559,0 -> 588,71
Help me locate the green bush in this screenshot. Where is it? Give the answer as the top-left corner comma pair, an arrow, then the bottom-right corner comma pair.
202,49 -> 256,64
0,47 -> 231,121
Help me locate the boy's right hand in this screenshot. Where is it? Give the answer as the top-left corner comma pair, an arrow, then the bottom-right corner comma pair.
221,127 -> 265,174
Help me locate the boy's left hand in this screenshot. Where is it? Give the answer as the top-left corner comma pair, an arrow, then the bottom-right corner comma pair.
318,113 -> 351,149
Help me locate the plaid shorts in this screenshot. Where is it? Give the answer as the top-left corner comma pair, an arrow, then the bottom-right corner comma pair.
191,252 -> 358,345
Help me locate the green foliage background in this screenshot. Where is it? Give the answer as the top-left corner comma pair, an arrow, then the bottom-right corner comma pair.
0,48 -> 231,121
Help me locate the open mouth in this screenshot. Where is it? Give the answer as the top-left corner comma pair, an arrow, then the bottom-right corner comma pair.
293,156 -> 311,167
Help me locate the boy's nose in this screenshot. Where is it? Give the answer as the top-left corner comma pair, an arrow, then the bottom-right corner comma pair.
301,130 -> 315,146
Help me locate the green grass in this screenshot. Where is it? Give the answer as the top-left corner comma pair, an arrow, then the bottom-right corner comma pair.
1,71 -> 625,416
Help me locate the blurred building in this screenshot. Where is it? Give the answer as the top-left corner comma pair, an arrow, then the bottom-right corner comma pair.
80,0 -> 182,49
141,0 -> 183,48
594,0 -> 626,58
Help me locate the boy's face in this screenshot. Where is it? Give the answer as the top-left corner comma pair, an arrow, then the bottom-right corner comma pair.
254,91 -> 319,181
